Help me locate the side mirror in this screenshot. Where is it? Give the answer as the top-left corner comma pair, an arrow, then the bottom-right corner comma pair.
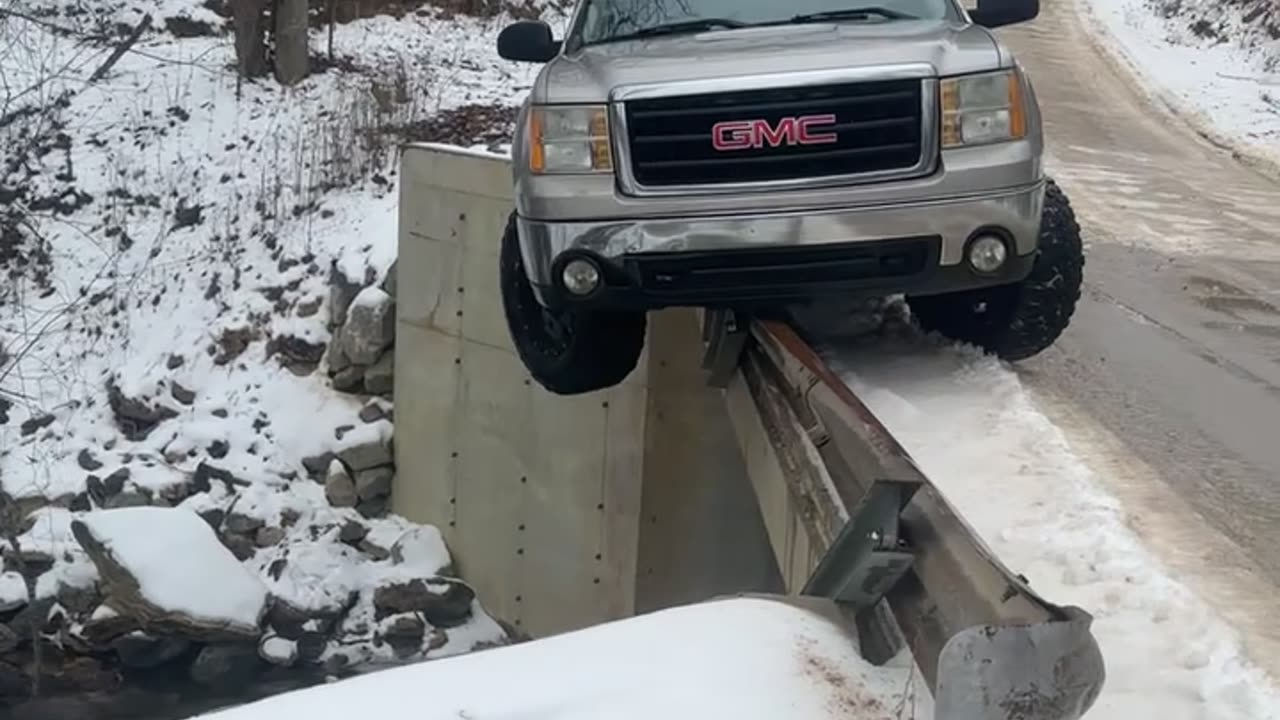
498,20 -> 561,62
969,0 -> 1039,27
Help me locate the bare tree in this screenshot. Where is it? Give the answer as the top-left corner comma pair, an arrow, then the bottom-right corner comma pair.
231,0 -> 270,79
274,0 -> 309,85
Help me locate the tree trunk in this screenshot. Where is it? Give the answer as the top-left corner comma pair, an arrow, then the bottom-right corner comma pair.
231,0 -> 269,79
274,0 -> 310,86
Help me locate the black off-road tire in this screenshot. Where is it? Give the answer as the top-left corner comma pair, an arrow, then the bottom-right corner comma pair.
499,212 -> 646,395
906,178 -> 1084,361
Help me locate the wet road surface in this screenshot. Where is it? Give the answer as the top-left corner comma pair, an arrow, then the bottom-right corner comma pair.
998,0 -> 1280,670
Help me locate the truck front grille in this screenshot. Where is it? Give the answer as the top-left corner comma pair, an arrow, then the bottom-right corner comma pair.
622,78 -> 926,188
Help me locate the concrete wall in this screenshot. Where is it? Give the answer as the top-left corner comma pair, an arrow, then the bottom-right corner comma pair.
393,144 -> 778,639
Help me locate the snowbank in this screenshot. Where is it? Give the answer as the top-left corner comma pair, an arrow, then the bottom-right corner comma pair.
1077,0 -> 1280,169
195,596 -> 922,720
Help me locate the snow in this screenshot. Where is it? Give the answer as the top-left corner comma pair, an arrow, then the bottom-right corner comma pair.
196,596 -> 921,720
816,315 -> 1280,720
1,0 -> 550,669
260,635 -> 299,664
1077,0 -> 1280,169
78,506 -> 269,630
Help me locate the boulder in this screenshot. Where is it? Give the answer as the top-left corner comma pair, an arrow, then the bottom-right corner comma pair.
190,643 -> 264,688
364,350 -> 394,396
71,507 -> 269,643
372,578 -> 475,628
354,467 -> 393,501
111,632 -> 191,669
336,436 -> 392,472
328,262 -> 364,329
324,460 -> 358,508
337,287 -> 395,365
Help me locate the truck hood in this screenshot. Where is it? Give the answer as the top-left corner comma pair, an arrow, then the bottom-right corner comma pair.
534,20 -> 1006,104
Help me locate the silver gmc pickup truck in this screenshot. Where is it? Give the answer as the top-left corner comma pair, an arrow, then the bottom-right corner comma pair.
495,0 -> 1083,395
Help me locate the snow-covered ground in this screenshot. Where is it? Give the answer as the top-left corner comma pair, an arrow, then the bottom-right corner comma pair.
0,0 -> 563,687
811,307 -> 1280,720
1076,0 -> 1280,169
198,596 -> 923,720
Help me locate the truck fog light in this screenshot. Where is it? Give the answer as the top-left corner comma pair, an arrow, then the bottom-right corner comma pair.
562,258 -> 601,296
968,235 -> 1008,273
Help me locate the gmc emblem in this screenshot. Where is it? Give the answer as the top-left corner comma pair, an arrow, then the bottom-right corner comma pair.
711,114 -> 838,151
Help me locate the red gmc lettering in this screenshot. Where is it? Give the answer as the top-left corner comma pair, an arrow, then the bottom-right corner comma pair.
711,114 -> 838,151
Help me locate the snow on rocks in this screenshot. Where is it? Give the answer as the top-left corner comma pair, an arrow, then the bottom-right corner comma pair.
71,506 -> 269,641
0,0 -> 562,710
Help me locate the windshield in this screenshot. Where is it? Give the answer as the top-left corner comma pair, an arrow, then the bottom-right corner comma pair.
573,0 -> 955,45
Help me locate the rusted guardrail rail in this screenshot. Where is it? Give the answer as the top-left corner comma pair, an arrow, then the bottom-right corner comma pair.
716,315 -> 1105,720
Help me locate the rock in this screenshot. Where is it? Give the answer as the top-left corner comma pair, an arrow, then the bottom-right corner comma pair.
331,366 -> 364,392
103,467 -> 130,497
337,287 -> 395,365
301,452 -> 335,480
104,491 -> 150,509
389,527 -> 450,574
381,614 -> 424,659
327,340 -> 352,375
56,583 -> 100,615
0,624 -> 18,653
336,437 -> 392,472
81,605 -> 139,647
167,354 -> 185,370
267,335 -> 327,375
358,402 -> 389,424
354,466 -> 392,501
77,449 -> 103,471
255,526 -> 286,547
297,297 -> 322,318
225,512 -> 264,535
328,261 -> 363,329
207,440 -> 229,458
296,631 -> 327,663
323,652 -> 349,674
20,413 -> 55,436
190,644 -> 264,688
372,579 -> 475,627
112,632 -> 191,669
7,597 -> 57,638
333,424 -> 355,440
359,540 -> 391,561
258,634 -> 298,666
381,260 -> 398,298
71,510 -> 268,643
265,599 -> 332,640
338,521 -> 368,544
69,492 -> 91,512
171,382 -> 196,405
199,509 -> 225,530
363,351 -> 394,396
107,380 -> 178,441
356,496 -> 389,520
220,533 -> 257,561
324,460 -> 357,508
192,462 -> 249,493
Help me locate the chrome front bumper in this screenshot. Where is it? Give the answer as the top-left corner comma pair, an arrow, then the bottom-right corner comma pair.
517,180 -> 1046,294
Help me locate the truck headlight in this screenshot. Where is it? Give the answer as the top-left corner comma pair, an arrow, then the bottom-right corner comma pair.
527,105 -> 613,174
940,69 -> 1027,148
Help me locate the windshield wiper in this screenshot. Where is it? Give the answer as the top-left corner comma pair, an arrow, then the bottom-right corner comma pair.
600,18 -> 748,43
787,6 -> 918,22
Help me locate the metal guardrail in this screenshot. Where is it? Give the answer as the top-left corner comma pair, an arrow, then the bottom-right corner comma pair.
714,315 -> 1106,720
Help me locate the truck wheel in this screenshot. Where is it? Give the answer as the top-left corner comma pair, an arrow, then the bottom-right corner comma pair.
906,178 -> 1084,361
499,212 -> 646,395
